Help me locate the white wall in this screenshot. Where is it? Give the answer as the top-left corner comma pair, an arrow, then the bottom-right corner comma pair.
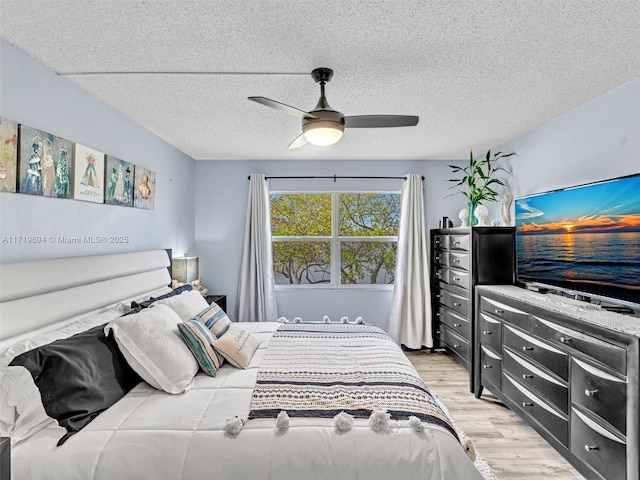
0,41 -> 197,263
499,78 -> 640,201
194,159 -> 464,329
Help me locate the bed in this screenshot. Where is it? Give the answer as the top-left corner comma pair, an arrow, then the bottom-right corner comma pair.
0,249 -> 483,479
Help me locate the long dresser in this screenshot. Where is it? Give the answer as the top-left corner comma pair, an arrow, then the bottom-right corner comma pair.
476,285 -> 639,480
430,227 -> 515,392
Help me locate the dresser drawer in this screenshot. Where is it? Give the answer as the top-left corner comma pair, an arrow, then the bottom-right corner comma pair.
433,234 -> 448,249
479,313 -> 502,353
480,345 -> 501,390
433,250 -> 449,267
438,325 -> 470,363
439,289 -> 470,318
449,269 -> 470,291
448,234 -> 469,251
480,297 -> 530,330
448,251 -> 470,271
531,316 -> 626,374
439,307 -> 471,340
571,407 -> 626,480
434,267 -> 450,284
503,349 -> 568,414
503,373 -> 568,446
571,358 -> 626,434
504,325 -> 568,381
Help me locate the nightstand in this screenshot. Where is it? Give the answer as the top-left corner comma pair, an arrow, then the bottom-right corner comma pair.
205,294 -> 227,313
0,437 -> 10,480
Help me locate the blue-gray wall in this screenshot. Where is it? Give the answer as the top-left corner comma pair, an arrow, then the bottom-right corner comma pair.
194,159 -> 464,328
0,41 -> 197,263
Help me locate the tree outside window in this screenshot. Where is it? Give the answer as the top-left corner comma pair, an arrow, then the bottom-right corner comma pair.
270,192 -> 400,286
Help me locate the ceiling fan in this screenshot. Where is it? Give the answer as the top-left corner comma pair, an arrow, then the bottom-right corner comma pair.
248,68 -> 419,149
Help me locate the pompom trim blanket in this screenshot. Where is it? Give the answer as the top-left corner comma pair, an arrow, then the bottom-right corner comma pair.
248,323 -> 459,441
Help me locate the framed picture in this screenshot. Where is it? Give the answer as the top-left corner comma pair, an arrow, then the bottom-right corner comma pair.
104,155 -> 134,206
18,125 -> 73,198
73,143 -> 105,203
0,117 -> 18,192
133,165 -> 156,210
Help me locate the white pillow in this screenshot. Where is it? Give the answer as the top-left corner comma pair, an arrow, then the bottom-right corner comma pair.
212,324 -> 261,369
105,304 -> 198,394
0,305 -> 126,444
151,290 -> 209,321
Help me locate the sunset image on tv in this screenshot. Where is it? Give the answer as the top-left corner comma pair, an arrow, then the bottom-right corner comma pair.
515,174 -> 640,306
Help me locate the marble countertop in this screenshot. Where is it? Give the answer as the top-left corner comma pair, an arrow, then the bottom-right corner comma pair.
478,285 -> 640,337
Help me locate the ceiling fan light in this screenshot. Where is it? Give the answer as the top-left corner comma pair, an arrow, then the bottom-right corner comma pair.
303,121 -> 344,146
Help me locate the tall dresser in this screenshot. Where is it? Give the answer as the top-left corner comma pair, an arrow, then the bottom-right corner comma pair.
430,226 -> 515,392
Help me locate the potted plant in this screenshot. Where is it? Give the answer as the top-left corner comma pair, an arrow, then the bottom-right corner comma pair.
447,150 -> 515,226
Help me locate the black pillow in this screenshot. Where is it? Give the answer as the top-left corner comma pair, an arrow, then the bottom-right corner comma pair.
129,283 -> 193,311
9,324 -> 141,446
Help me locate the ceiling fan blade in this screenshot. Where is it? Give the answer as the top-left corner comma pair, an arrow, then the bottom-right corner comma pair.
248,96 -> 318,120
288,133 -> 308,149
344,115 -> 419,128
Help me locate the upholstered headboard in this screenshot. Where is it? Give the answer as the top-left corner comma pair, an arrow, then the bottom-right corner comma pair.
0,249 -> 172,349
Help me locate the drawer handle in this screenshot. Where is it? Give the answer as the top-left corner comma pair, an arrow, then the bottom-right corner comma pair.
436,294 -> 442,298
436,312 -> 441,317
453,259 -> 460,263
584,445 -> 599,452
522,346 -> 534,351
453,277 -> 460,281
560,336 -> 572,344
584,389 -> 599,397
454,241 -> 461,246
435,240 -> 441,244
482,330 -> 492,335
435,256 -> 441,261
483,364 -> 492,369
522,402 -> 534,408
522,374 -> 533,379
494,309 -> 504,314
453,302 -> 461,307
435,272 -> 441,276
453,344 -> 461,349
453,323 -> 461,327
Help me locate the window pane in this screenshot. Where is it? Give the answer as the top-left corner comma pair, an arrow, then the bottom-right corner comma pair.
340,241 -> 397,284
271,193 -> 332,236
273,241 -> 331,284
339,193 -> 400,236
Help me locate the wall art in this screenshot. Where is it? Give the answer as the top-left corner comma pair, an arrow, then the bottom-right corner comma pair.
133,165 -> 156,210
104,155 -> 134,206
0,117 -> 18,192
73,143 -> 105,203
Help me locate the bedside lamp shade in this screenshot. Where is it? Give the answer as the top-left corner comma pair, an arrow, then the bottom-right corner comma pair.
172,256 -> 199,284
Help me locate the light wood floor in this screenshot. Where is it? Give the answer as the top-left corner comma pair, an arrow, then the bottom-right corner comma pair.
407,350 -> 584,480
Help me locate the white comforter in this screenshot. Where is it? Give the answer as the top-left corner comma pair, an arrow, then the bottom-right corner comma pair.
12,323 -> 482,480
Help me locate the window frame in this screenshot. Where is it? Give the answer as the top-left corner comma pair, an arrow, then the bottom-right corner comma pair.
271,190 -> 400,291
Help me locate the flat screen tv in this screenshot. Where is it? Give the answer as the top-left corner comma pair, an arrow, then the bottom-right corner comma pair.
515,173 -> 640,312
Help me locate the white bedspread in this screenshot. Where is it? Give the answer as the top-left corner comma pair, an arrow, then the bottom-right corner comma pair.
11,322 -> 482,480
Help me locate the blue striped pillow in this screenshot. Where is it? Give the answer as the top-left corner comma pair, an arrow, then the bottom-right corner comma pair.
177,319 -> 224,376
196,303 -> 232,337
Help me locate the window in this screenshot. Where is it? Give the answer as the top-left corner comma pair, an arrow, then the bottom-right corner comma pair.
270,192 -> 400,287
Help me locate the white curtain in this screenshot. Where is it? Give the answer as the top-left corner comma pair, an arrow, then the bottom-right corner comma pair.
388,174 -> 432,349
236,174 -> 278,322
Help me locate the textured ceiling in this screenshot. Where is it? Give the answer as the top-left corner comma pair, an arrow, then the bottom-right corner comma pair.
1,0 -> 639,161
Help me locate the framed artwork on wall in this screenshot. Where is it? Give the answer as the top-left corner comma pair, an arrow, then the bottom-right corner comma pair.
104,155 -> 134,206
133,165 -> 156,210
0,117 -> 18,192
73,143 -> 105,203
18,125 -> 73,198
